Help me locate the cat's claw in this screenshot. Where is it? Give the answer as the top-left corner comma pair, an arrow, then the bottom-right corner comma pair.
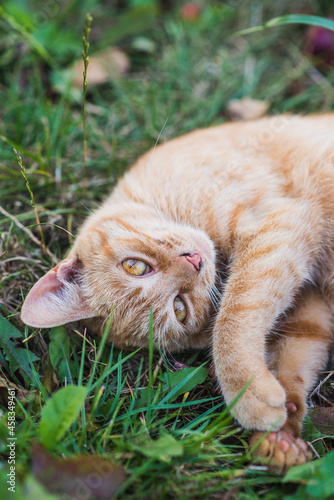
250,430 -> 312,474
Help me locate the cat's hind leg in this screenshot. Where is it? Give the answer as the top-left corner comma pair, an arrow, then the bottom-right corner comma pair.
250,287 -> 332,474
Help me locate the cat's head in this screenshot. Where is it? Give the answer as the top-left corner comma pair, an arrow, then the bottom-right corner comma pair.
21,203 -> 217,352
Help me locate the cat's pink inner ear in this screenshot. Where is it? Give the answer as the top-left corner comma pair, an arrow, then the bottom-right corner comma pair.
21,258 -> 96,328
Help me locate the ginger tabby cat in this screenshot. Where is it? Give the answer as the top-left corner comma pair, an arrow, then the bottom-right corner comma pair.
21,114 -> 334,473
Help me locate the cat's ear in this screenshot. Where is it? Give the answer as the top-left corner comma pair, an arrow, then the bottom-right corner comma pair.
21,257 -> 96,328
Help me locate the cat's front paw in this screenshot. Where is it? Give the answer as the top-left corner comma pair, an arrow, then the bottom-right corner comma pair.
250,431 -> 312,474
227,374 -> 287,431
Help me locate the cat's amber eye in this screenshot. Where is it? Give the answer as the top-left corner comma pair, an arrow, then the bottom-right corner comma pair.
174,296 -> 187,323
122,259 -> 151,276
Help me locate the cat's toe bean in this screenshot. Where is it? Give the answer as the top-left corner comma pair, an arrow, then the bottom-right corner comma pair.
250,431 -> 312,474
296,438 -> 313,461
267,432 -> 278,442
278,438 -> 290,453
286,402 -> 298,413
295,437 -> 309,452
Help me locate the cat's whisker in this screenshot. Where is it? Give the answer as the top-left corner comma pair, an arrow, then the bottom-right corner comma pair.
210,283 -> 222,302
145,116 -> 174,233
208,286 -> 221,310
208,293 -> 218,310
169,336 -> 191,352
160,335 -> 178,369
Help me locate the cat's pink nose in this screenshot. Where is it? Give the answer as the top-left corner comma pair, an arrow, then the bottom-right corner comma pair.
184,253 -> 202,271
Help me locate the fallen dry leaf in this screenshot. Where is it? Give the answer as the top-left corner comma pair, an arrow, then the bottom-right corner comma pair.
32,443 -> 127,500
0,374 -> 29,406
226,97 -> 269,121
309,407 -> 334,435
40,361 -> 59,393
71,47 -> 130,88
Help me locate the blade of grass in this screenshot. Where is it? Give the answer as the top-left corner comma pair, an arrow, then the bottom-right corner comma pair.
0,135 -> 40,161
146,308 -> 154,424
101,396 -> 127,447
159,362 -> 209,406
101,344 -> 114,404
23,325 -> 48,400
105,377 -> 128,421
85,311 -> 114,393
0,368 -> 35,424
87,348 -> 141,395
0,205 -> 58,264
77,331 -> 87,387
234,14 -> 334,37
0,6 -> 56,66
122,357 -> 144,437
113,396 -> 220,423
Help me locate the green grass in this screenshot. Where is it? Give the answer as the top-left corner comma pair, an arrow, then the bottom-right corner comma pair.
1,0 -> 334,498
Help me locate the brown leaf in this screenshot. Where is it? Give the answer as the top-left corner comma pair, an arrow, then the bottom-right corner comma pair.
40,361 -> 59,393
226,97 -> 269,121
32,443 -> 127,500
321,388 -> 334,406
309,407 -> 334,435
71,47 -> 130,88
0,374 -> 29,406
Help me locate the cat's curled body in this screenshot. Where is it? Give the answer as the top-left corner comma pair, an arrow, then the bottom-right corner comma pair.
22,114 -> 334,472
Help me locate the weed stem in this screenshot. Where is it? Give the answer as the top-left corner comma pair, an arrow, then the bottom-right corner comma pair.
82,13 -> 93,196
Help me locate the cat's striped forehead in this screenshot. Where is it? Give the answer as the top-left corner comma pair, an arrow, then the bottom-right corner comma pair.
89,216 -> 190,265
71,209 -> 217,352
